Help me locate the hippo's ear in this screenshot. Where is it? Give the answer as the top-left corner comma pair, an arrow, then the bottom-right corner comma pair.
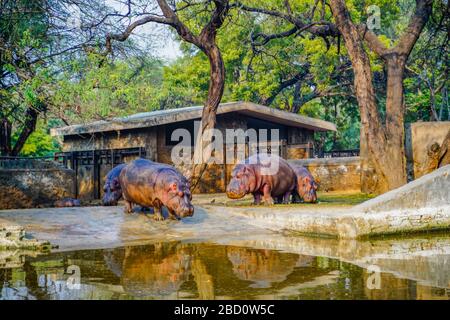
169,183 -> 178,192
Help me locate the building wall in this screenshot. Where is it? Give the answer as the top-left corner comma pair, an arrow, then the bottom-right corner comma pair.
63,127 -> 158,161
60,113 -> 318,196
289,157 -> 362,192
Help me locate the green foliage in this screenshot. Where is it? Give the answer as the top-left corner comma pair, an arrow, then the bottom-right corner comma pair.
16,121 -> 60,157
2,0 -> 447,156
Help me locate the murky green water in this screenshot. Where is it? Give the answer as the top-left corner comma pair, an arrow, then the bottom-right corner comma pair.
1,241 -> 449,300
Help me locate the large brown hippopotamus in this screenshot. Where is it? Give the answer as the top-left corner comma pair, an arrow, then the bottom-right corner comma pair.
102,163 -> 127,206
226,153 -> 296,205
290,164 -> 318,203
119,159 -> 194,220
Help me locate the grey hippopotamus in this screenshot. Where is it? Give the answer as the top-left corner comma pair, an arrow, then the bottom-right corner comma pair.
102,163 -> 127,206
226,153 -> 296,205
54,198 -> 81,207
290,164 -> 318,203
119,159 -> 194,220
102,163 -> 150,211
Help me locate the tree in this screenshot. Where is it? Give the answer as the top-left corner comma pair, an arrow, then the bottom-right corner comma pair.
106,0 -> 230,189
234,0 -> 436,193
52,53 -> 166,123
0,0 -> 120,156
329,0 -> 433,192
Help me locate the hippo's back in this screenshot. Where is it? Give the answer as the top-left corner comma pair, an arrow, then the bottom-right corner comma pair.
247,153 -> 296,196
119,159 -> 180,207
119,159 -> 161,206
107,163 -> 127,178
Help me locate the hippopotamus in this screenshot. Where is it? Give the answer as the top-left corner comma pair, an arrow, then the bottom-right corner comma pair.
102,164 -> 127,206
54,198 -> 81,207
226,153 -> 296,205
119,159 -> 194,220
290,164 -> 318,203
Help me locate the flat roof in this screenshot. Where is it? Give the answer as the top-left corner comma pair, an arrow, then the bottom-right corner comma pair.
51,101 -> 336,136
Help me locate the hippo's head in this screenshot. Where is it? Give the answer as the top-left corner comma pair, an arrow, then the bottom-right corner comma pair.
226,165 -> 255,199
298,175 -> 318,203
102,164 -> 127,206
164,178 -> 194,218
102,177 -> 122,206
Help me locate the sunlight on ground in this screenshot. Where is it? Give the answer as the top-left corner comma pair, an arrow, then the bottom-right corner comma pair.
192,192 -> 375,208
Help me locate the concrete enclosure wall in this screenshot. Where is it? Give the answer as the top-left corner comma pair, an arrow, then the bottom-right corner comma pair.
0,161 -> 76,209
289,157 -> 361,192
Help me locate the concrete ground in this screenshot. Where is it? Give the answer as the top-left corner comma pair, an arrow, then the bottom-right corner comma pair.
0,204 -> 272,252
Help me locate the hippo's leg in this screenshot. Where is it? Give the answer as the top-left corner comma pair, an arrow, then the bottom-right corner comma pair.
252,192 -> 262,205
168,209 -> 181,221
262,184 -> 274,205
292,191 -> 302,203
152,199 -> 165,221
282,191 -> 292,204
274,196 -> 284,204
292,190 -> 302,203
124,200 -> 133,213
152,207 -> 165,221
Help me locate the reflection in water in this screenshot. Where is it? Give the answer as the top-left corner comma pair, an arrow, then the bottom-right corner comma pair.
0,241 -> 449,300
227,247 -> 303,288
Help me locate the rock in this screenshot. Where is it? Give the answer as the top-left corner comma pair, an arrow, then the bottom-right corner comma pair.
0,219 -> 51,250
356,164 -> 450,213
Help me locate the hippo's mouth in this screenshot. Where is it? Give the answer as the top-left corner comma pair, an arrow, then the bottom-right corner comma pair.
226,191 -> 246,199
302,192 -> 318,203
102,195 -> 119,206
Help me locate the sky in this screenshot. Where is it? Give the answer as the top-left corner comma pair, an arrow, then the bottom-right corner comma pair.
104,0 -> 183,62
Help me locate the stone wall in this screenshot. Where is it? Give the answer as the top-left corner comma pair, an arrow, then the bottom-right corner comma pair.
288,157 -> 361,192
0,161 -> 76,209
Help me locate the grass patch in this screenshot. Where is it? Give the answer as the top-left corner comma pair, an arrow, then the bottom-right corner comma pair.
205,192 -> 375,208
317,192 -> 376,206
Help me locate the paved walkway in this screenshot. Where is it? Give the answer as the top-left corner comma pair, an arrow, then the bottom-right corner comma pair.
0,205 -> 271,251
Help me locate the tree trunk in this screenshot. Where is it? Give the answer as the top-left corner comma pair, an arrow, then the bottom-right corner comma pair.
190,44 -> 225,191
329,4 -> 389,192
0,118 -> 12,156
11,107 -> 38,156
291,81 -> 302,113
382,56 -> 408,189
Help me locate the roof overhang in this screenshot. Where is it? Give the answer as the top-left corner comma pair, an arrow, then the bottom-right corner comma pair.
50,101 -> 337,137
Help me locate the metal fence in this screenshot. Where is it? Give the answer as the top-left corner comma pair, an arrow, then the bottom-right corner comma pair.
314,149 -> 360,158
0,147 -> 147,199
